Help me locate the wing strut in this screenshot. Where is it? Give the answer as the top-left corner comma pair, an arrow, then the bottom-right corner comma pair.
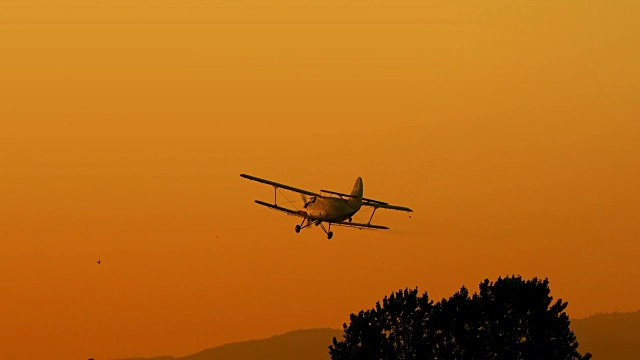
368,207 -> 378,225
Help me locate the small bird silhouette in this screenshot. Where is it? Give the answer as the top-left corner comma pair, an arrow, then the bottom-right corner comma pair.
97,260 -> 101,264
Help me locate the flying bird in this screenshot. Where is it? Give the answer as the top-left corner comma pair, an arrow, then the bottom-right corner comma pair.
96,260 -> 101,264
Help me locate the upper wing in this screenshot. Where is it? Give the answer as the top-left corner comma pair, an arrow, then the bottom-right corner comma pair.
254,200 -> 307,218
361,200 -> 413,212
320,188 -> 412,211
241,174 -> 320,197
330,221 -> 389,230
320,189 -> 388,204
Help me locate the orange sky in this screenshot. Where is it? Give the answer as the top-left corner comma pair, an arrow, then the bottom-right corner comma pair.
1,1 -> 639,359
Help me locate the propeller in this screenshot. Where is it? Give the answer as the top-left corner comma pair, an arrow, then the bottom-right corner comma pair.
301,194 -> 316,208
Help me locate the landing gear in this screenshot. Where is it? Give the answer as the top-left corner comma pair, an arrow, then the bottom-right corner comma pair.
348,217 -> 352,222
297,218 -> 336,239
295,218 -> 312,234
319,222 -> 334,240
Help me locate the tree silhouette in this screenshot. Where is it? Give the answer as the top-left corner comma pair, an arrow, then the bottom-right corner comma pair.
330,276 -> 591,360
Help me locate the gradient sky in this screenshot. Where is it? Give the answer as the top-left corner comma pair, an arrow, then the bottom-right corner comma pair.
1,1 -> 639,359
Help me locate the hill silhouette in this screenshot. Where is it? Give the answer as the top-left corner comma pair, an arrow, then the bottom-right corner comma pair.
114,312 -> 639,360
113,328 -> 343,360
572,311 -> 640,360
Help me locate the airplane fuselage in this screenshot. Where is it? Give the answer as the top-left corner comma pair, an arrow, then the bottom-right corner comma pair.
304,196 -> 361,222
303,177 -> 363,222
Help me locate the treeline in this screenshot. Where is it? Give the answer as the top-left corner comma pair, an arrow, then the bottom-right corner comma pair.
330,276 -> 591,360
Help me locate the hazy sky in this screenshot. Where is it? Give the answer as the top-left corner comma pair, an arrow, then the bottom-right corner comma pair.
1,1 -> 639,359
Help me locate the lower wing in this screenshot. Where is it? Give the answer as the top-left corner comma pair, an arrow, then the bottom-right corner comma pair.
330,221 -> 389,230
253,201 -> 388,229
254,200 -> 307,218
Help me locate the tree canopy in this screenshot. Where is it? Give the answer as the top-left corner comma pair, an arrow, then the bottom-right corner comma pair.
329,276 -> 591,360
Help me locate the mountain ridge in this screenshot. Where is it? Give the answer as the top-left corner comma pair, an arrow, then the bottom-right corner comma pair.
114,311 -> 640,360
571,310 -> 640,359
112,328 -> 343,360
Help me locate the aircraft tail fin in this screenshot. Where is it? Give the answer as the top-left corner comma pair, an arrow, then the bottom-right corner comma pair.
350,177 -> 363,199
348,177 -> 363,209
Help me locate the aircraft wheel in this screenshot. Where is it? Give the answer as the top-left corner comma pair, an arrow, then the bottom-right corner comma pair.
327,231 -> 333,240
348,217 -> 352,222
295,225 -> 301,233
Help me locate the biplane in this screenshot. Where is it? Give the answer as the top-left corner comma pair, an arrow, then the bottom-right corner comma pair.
240,174 -> 413,239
